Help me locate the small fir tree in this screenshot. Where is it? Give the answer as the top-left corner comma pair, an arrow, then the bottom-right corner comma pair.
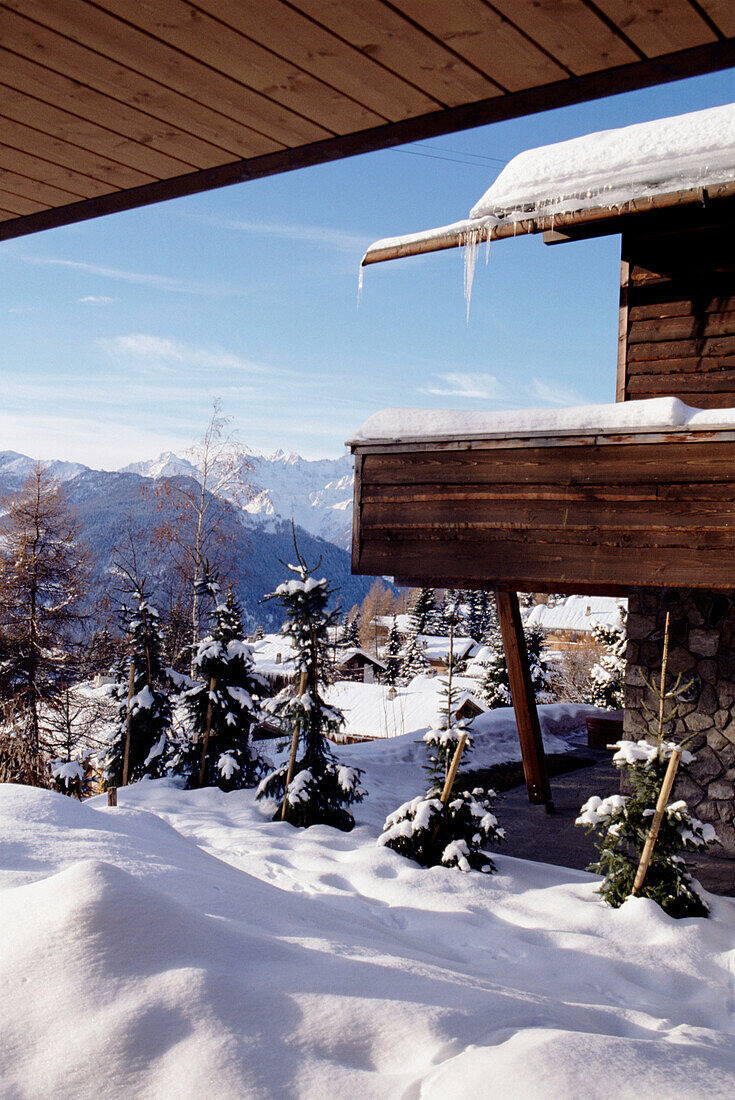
383,617 -> 403,686
102,593 -> 172,787
176,576 -> 269,790
256,536 -> 365,830
587,606 -> 627,710
339,608 -> 361,648
398,622 -> 430,684
478,625 -> 554,708
410,587 -> 436,634
577,621 -> 716,918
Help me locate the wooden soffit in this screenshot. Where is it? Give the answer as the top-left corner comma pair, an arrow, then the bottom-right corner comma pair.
0,1 -> 734,240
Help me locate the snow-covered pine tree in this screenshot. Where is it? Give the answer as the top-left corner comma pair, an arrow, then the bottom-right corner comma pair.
339,607 -> 361,648
478,624 -> 554,708
256,537 -> 364,830
102,593 -> 172,787
577,738 -> 716,917
380,622 -> 504,873
577,626 -> 716,918
587,606 -> 627,709
383,616 -> 403,686
398,619 -> 430,684
176,576 -> 269,790
410,587 -> 436,634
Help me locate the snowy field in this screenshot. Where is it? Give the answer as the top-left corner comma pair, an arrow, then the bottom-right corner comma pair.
2,716 -> 735,1098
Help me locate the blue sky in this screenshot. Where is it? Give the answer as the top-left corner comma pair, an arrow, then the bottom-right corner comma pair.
1,69 -> 733,468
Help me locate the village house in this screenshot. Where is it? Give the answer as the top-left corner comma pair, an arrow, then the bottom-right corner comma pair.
351,102 -> 735,853
334,647 -> 387,684
526,595 -> 625,651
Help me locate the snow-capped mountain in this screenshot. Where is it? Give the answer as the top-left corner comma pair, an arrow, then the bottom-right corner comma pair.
0,450 -> 89,491
123,448 -> 354,550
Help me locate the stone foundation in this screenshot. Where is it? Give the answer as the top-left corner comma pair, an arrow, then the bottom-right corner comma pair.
624,587 -> 735,857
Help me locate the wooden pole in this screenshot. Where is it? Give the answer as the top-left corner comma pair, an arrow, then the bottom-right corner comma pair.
440,731 -> 467,806
122,658 -> 135,787
281,668 -> 307,822
631,746 -> 682,895
198,675 -> 217,788
657,612 -> 671,747
495,587 -> 552,807
107,786 -> 117,807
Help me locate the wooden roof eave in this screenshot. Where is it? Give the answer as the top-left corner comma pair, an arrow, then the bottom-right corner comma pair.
360,180 -> 735,267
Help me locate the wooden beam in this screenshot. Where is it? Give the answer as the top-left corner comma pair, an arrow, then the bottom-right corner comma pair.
1,38 -> 734,242
495,587 -> 552,808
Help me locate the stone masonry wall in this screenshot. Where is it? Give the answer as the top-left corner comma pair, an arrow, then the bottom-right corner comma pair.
625,587 -> 735,857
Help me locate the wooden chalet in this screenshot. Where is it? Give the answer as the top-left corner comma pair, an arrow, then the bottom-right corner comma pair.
335,647 -> 386,684
351,104 -> 735,847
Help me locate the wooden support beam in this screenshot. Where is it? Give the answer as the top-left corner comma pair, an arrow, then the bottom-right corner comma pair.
495,587 -> 553,808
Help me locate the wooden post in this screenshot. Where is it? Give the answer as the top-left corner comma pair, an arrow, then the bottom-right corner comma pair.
631,746 -> 682,895
107,786 -> 117,807
281,668 -> 307,822
122,658 -> 135,787
495,587 -> 553,807
198,675 -> 217,788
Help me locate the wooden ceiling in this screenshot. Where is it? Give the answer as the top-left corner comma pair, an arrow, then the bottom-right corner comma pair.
0,0 -> 733,240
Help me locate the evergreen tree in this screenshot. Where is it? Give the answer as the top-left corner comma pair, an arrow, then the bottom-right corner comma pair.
176,577 -> 268,790
257,536 -> 365,830
577,738 -> 715,917
383,617 -> 403,687
410,587 -> 436,634
339,607 -> 361,648
587,607 -> 627,709
398,619 -> 430,684
477,624 -> 554,707
102,593 -> 172,787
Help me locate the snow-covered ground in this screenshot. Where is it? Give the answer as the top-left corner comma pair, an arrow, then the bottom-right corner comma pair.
3,716 -> 735,1098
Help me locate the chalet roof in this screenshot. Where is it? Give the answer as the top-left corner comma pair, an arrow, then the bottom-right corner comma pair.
525,595 -> 625,635
362,102 -> 735,266
0,4 -> 733,243
336,647 -> 387,670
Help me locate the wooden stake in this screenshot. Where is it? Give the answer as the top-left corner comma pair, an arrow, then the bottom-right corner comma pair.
631,746 -> 682,895
657,612 -> 671,747
198,675 -> 217,788
440,732 -> 467,806
107,786 -> 117,807
122,659 -> 135,787
281,668 -> 307,822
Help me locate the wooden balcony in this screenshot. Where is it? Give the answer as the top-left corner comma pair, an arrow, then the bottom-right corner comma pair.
350,422 -> 735,594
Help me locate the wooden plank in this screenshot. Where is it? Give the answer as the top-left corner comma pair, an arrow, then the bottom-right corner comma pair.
617,254 -> 629,401
592,0 -> 716,55
627,370 -> 735,393
626,354 -> 735,374
171,0 -> 439,123
292,0 -> 505,105
0,143 -> 116,199
0,166 -> 82,206
489,0 -> 639,73
628,334 -> 735,360
0,115 -> 157,190
0,188 -> 48,215
387,0 -> 568,90
629,313 -> 735,342
696,1 -> 735,36
357,538 -> 735,589
395,575 -> 629,598
495,588 -> 551,806
361,498 -> 735,530
351,454 -> 363,574
0,11 -> 281,161
629,296 -> 735,321
362,441 -> 735,486
365,524 -> 735,550
98,0 -> 386,134
3,0 -> 329,146
363,482 -> 664,503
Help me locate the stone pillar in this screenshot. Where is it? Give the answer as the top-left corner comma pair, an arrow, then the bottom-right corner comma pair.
625,587 -> 735,857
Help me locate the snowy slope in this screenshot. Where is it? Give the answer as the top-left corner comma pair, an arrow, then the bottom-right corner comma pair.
124,448 -> 354,550
2,760 -> 735,1099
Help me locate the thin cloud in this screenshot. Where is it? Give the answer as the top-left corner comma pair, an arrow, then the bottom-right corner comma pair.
102,333 -> 272,376
422,372 -> 501,399
78,295 -> 115,304
197,214 -> 372,253
18,255 -> 248,297
529,378 -> 588,406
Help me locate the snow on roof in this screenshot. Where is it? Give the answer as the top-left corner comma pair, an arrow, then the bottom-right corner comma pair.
336,647 -> 387,670
415,635 -> 477,662
250,634 -> 298,675
351,397 -> 735,446
362,103 -> 735,264
470,102 -> 735,224
526,596 -> 625,635
326,676 -> 486,740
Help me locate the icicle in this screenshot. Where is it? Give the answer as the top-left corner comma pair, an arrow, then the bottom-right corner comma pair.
357,263 -> 364,309
463,229 -> 479,324
485,231 -> 491,265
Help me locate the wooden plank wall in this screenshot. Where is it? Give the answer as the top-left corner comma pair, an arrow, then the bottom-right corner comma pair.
353,437 -> 735,591
621,220 -> 735,407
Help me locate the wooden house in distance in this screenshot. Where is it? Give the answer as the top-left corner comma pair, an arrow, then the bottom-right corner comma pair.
351,103 -> 735,853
